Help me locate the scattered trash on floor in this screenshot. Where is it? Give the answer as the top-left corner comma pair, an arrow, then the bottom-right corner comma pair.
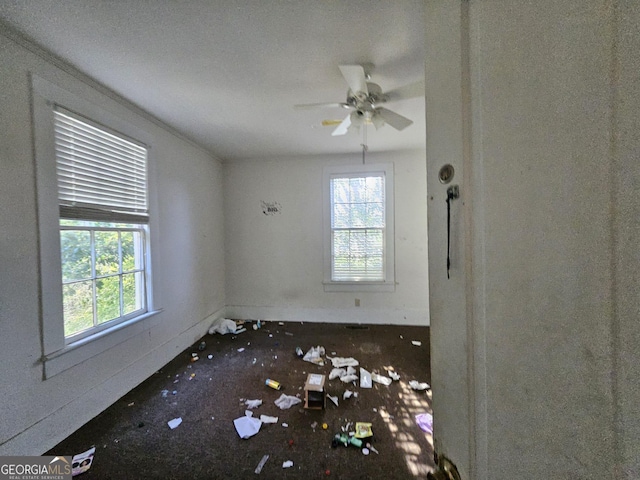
191,353 -> 199,362
245,410 -> 254,417
285,332 -> 293,336
322,423 -> 328,430
252,358 -> 257,365
355,422 -> 373,438
343,390 -> 354,400
207,354 -> 213,360
371,372 -> 391,386
282,460 -> 294,469
253,320 -> 262,330
278,322 -> 284,326
409,380 -> 431,391
282,423 -> 289,428
233,415 -> 262,439
265,378 -> 282,390
329,368 -> 346,380
245,399 -> 263,409
295,347 -> 304,357
360,368 -> 372,388
161,390 -> 169,398
254,454 -> 269,474
127,402 -> 135,407
237,348 -> 245,353
198,341 -> 206,351
366,443 -> 379,454
362,447 -> 370,455
71,446 -> 95,476
167,417 -> 182,429
260,415 -> 278,424
415,412 -> 433,434
327,356 -> 359,368
302,346 -> 325,366
388,371 -> 400,381
340,374 -> 358,383
326,394 -> 339,407
411,340 -> 422,346
209,318 -> 242,335
274,393 -> 302,409
311,421 -> 318,430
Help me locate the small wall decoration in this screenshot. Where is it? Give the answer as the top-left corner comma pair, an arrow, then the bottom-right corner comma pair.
261,201 -> 282,215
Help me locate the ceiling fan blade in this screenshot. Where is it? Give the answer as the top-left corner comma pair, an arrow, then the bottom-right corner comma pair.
331,115 -> 352,136
338,65 -> 368,96
384,80 -> 425,101
375,107 -> 413,131
294,102 -> 348,110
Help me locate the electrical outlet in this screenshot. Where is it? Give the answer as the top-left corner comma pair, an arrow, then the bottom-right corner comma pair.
355,298 -> 360,307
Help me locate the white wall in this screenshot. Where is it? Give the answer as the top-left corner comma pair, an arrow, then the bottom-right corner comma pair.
427,1 -> 639,478
224,150 -> 429,325
0,30 -> 225,455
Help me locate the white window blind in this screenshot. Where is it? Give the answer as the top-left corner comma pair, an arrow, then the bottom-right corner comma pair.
54,107 -> 148,223
330,173 -> 385,281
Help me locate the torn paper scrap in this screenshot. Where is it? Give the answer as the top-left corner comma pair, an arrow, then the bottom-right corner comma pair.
303,346 -> 325,366
259,415 -> 279,424
245,410 -> 253,417
346,366 -> 357,375
234,415 -> 262,439
329,368 -> 346,380
343,390 -> 353,400
340,374 -> 358,383
360,368 -> 372,388
388,371 -> 401,381
245,399 -> 263,409
71,447 -> 95,477
327,356 -> 359,368
415,412 -> 433,434
409,380 -> 431,391
411,340 -> 422,346
282,460 -> 294,469
167,417 -> 183,429
326,394 -> 339,407
371,373 -> 392,386
237,348 -> 245,352
274,393 -> 302,410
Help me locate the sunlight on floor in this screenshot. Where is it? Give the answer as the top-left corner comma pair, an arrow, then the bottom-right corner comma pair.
379,377 -> 434,477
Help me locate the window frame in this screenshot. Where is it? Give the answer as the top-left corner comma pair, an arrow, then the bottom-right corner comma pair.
322,163 -> 395,292
32,74 -> 159,377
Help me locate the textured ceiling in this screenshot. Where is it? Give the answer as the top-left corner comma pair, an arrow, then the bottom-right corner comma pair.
0,1 -> 425,162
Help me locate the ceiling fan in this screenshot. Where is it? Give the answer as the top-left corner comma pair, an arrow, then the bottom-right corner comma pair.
295,64 -> 422,136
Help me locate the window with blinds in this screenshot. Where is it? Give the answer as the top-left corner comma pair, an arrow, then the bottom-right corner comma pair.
54,107 -> 148,223
52,107 -> 150,340
330,173 -> 386,281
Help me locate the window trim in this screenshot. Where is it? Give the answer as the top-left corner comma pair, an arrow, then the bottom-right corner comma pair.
322,163 -> 395,292
32,74 -> 159,373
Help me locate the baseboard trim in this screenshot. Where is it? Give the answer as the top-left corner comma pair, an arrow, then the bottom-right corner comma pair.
224,305 -> 429,326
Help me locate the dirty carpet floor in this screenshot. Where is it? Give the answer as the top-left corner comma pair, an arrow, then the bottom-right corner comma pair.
47,322 -> 434,479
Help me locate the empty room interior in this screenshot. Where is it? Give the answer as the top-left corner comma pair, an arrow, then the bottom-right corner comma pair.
1,1 -> 638,479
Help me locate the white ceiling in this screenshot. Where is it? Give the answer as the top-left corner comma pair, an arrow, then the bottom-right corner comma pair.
0,1 -> 426,162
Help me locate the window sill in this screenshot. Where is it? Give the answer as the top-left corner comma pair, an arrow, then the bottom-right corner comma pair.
323,282 -> 396,293
42,309 -> 163,379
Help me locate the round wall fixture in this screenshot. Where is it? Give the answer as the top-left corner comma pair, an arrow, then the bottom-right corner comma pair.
438,164 -> 455,184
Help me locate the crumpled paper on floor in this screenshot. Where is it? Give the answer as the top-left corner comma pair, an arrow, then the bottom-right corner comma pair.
234,415 -> 262,439
327,356 -> 359,368
245,399 -> 262,409
274,393 -> 302,410
415,412 -> 433,434
208,318 -> 239,335
371,373 -> 392,386
329,368 -> 346,380
340,374 -> 358,383
303,346 -> 325,366
259,415 -> 279,424
409,380 -> 431,391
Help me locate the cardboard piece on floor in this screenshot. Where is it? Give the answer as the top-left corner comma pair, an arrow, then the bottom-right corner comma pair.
304,373 -> 326,409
